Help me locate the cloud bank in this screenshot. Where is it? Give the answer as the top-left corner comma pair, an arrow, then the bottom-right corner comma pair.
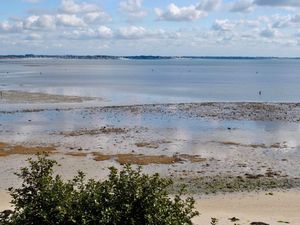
0,0 -> 299,56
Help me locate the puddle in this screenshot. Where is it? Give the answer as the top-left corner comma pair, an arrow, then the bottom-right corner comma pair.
1,107 -> 299,154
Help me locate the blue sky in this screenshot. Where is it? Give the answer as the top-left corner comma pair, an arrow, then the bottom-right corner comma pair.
0,0 -> 300,56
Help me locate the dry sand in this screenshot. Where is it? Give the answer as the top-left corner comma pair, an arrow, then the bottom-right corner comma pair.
193,191 -> 300,224
0,191 -> 11,211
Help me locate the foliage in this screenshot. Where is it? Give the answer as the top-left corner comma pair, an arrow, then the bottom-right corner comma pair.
0,154 -> 199,225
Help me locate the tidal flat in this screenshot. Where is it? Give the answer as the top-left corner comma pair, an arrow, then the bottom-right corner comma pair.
1,58 -> 300,224
1,97 -> 300,195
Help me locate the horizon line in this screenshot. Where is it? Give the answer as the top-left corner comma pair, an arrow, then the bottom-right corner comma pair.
0,54 -> 300,59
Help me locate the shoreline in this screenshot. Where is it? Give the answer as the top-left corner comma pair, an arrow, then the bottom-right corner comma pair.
1,93 -> 300,224
1,100 -> 300,122
1,99 -> 300,193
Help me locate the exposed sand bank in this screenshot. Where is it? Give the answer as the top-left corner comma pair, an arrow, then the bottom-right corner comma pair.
1,99 -> 300,223
2,102 -> 300,123
1,101 -> 300,194
193,191 -> 300,225
0,90 -> 96,104
61,102 -> 300,122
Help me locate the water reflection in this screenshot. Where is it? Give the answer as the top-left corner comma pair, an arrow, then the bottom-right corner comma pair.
1,108 -> 299,155
1,59 -> 300,104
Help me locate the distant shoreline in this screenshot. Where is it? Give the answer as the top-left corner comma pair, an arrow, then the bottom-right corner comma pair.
0,55 -> 300,60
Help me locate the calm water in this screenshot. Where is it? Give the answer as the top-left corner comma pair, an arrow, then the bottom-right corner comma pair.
1,58 -> 300,104
1,58 -> 300,173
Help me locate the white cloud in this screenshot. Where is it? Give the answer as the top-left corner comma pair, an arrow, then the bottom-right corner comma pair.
57,26 -> 175,41
119,0 -> 147,20
60,0 -> 98,14
116,26 -> 185,40
2,0 -> 300,55
24,15 -> 56,30
24,15 -> 39,28
0,21 -> 23,33
98,26 -> 113,38
60,0 -> 111,24
238,19 -> 260,28
84,11 -> 112,23
212,19 -> 235,31
155,3 -> 206,21
231,0 -> 255,13
60,29 -> 96,40
56,14 -> 86,27
117,26 -> 146,39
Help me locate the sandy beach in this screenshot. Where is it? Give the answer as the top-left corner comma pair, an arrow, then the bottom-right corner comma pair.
193,191 -> 300,224
1,90 -> 300,224
2,0 -> 300,222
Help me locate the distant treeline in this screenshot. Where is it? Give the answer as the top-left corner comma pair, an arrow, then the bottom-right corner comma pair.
0,54 -> 299,60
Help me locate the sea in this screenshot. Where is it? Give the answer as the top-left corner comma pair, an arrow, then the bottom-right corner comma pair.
0,58 -> 300,176
1,58 -> 300,105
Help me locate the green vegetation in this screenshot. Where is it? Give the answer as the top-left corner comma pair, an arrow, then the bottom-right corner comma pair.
171,175 -> 299,194
0,154 -> 199,225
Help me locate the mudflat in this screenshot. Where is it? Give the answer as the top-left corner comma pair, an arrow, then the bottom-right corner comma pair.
1,92 -> 300,224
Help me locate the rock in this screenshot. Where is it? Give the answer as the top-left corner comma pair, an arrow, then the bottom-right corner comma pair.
250,222 -> 269,225
229,217 -> 239,222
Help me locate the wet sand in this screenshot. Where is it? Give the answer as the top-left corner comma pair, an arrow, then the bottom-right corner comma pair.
88,102 -> 300,122
2,102 -> 300,123
1,100 -> 300,190
0,90 -> 97,104
1,92 -> 300,223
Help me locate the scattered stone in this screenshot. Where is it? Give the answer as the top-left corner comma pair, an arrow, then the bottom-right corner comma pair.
250,222 -> 269,225
229,217 -> 240,222
277,221 -> 290,224
59,127 -> 128,137
0,90 -> 96,104
135,142 -> 159,149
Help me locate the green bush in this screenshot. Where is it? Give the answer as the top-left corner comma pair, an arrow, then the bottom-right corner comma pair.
0,154 -> 199,225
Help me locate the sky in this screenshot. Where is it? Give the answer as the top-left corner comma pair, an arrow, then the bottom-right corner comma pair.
0,0 -> 300,56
